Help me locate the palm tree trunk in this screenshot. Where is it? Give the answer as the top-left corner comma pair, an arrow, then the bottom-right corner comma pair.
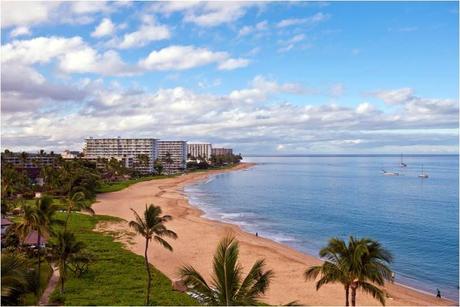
144,238 -> 152,305
37,230 -> 42,287
351,286 -> 357,306
345,285 -> 350,306
64,204 -> 72,231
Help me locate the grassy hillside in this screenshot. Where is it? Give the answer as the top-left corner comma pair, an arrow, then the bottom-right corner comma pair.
50,213 -> 196,306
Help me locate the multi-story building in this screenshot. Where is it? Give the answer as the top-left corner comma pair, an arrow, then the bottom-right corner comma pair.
211,148 -> 233,156
1,152 -> 59,168
83,137 -> 158,174
157,141 -> 187,174
61,150 -> 80,159
187,143 -> 212,160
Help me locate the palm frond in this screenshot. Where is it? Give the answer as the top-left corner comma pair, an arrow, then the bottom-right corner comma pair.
212,235 -> 242,305
154,235 -> 173,251
359,281 -> 386,306
179,265 -> 217,305
304,265 -> 321,281
236,259 -> 273,304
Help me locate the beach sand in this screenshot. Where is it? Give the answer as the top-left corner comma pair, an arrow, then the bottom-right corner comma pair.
93,163 -> 456,306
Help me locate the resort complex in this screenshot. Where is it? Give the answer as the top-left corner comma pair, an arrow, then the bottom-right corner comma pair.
80,137 -> 237,174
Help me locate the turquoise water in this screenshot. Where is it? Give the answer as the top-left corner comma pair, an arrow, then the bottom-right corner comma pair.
184,155 -> 459,301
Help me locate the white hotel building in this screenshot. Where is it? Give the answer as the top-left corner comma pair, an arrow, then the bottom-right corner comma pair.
157,141 -> 187,173
83,137 -> 158,173
187,143 -> 212,160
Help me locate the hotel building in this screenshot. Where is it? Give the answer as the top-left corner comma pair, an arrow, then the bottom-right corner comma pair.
1,152 -> 58,168
157,141 -> 187,174
83,137 -> 158,173
211,148 -> 233,156
187,143 -> 212,160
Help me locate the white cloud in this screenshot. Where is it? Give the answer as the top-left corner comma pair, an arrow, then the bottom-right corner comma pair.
218,58 -> 250,70
2,79 -> 457,154
70,1 -> 111,14
1,64 -> 87,112
276,12 -> 330,28
371,88 -> 414,104
238,20 -> 269,37
149,1 -> 202,14
278,34 -> 307,53
2,36 -> 85,65
139,45 -> 248,71
150,2 -> 261,27
58,49 -> 135,76
1,1 -> 59,28
2,36 -> 134,76
117,16 -> 171,49
10,26 -> 31,38
356,102 -> 375,114
1,1 -> 112,29
184,2 -> 257,27
229,75 -> 307,103
91,18 -> 115,37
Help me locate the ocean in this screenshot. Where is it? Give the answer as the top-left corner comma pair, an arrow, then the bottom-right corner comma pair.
184,155 -> 459,301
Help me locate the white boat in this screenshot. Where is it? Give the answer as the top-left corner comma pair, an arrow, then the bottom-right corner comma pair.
382,170 -> 400,176
418,165 -> 429,179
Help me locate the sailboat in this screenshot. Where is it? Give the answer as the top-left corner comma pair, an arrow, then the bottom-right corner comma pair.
382,169 -> 400,176
418,164 -> 429,178
400,153 -> 407,167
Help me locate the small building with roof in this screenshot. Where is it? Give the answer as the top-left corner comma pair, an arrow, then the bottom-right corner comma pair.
22,230 -> 47,248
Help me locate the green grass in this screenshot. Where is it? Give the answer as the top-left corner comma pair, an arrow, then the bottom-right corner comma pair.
50,213 -> 197,306
96,175 -> 178,193
23,260 -> 53,305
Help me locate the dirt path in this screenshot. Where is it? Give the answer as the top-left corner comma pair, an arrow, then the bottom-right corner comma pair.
38,264 -> 60,306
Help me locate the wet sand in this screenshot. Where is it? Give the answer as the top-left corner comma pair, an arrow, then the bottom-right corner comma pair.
93,163 -> 456,306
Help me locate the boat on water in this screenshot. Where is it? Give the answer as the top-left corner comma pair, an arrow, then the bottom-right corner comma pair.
400,153 -> 407,167
418,164 -> 429,179
382,170 -> 400,176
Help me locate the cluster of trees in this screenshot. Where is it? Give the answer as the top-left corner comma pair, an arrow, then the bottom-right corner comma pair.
1,152 -> 100,201
186,153 -> 243,170
2,196 -> 92,305
210,153 -> 243,167
130,204 -> 393,306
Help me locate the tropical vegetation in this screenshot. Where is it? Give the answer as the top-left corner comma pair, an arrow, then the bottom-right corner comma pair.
304,236 -> 393,306
179,235 -> 274,306
49,230 -> 86,294
16,196 -> 61,285
48,213 -> 195,305
129,204 -> 178,305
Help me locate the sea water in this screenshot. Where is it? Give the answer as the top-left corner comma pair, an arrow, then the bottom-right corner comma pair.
184,155 -> 459,301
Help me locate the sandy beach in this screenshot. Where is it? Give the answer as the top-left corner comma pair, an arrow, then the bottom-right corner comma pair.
93,163 -> 456,306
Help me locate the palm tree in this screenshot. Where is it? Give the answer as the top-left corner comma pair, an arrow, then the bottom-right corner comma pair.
1,253 -> 29,305
162,152 -> 174,174
16,196 -> 60,286
304,236 -> 393,306
154,159 -> 164,175
50,230 -> 85,294
63,191 -> 94,231
304,237 -> 353,306
179,235 -> 274,306
129,204 -> 178,305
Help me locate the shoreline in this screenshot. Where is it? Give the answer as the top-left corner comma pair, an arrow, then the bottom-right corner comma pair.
93,163 -> 456,306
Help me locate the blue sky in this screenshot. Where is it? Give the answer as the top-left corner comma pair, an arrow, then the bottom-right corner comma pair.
1,1 -> 458,154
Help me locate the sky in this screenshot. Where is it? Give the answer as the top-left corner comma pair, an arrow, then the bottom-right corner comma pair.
1,1 -> 459,155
